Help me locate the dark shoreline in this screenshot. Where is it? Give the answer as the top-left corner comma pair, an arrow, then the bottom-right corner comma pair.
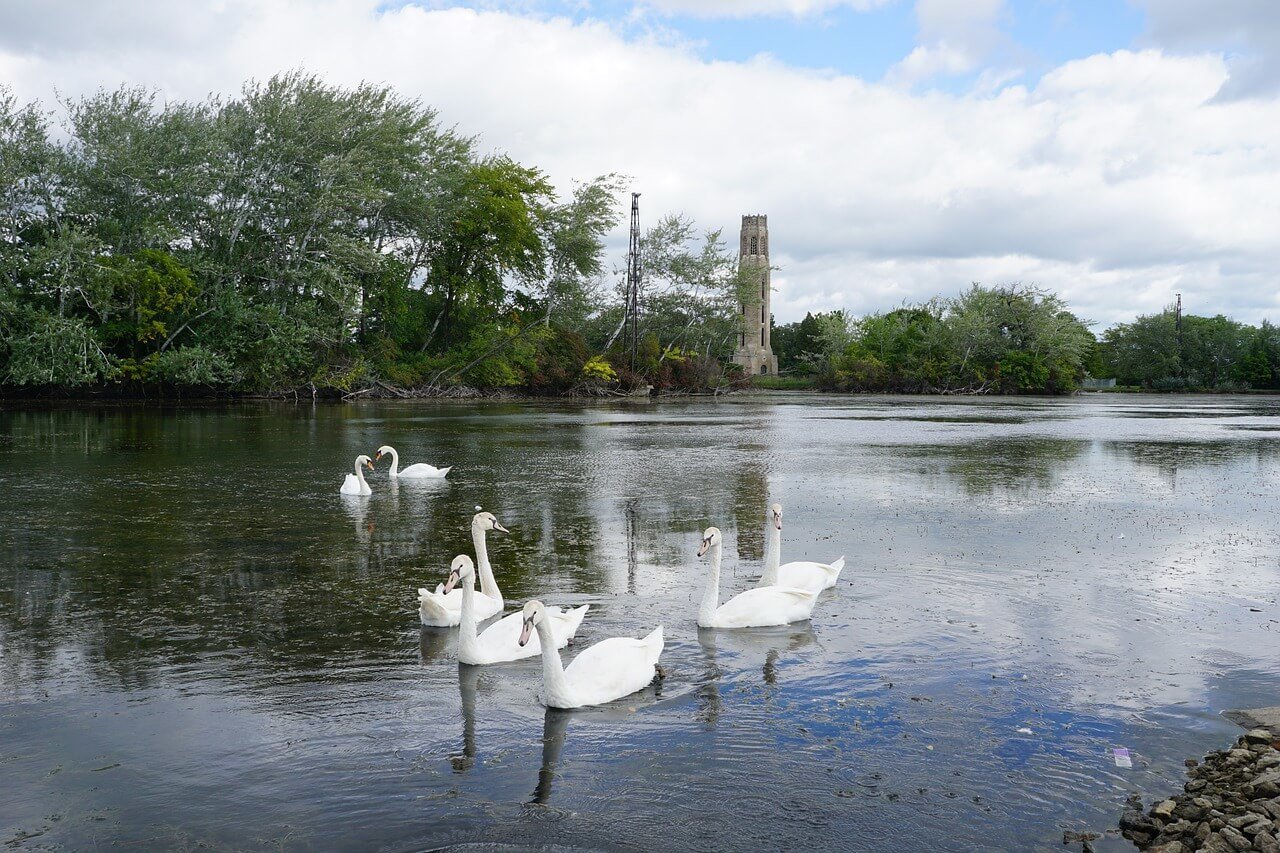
1116,730 -> 1280,853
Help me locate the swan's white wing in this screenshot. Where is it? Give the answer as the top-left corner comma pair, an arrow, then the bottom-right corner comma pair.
476,605 -> 589,661
417,589 -> 502,627
472,612 -> 539,661
776,561 -> 838,594
563,626 -> 663,706
340,474 -> 361,495
398,463 -> 450,479
549,605 -> 590,643
713,586 -> 818,628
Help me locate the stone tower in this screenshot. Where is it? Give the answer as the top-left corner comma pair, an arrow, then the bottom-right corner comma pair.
731,214 -> 778,376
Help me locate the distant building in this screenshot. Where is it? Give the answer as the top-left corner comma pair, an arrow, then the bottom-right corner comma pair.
731,214 -> 778,376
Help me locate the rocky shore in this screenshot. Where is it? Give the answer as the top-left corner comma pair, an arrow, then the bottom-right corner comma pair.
1119,729 -> 1280,852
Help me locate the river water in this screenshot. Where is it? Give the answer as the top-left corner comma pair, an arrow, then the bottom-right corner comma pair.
2,394 -> 1278,851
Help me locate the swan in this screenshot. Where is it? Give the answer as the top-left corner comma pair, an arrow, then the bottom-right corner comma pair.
339,454 -> 375,496
442,555 -> 590,665
375,445 -> 451,479
757,503 -> 845,593
697,526 -> 818,628
518,600 -> 664,709
418,509 -> 507,627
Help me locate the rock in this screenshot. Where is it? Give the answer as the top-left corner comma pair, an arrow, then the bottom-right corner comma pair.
1219,826 -> 1252,851
1153,799 -> 1178,819
1228,813 -> 1263,831
1228,748 -> 1254,762
1250,769 -> 1280,797
1149,841 -> 1187,853
1201,833 -> 1236,853
1187,758 -> 1200,768
1187,778 -> 1208,792
1194,797 -> 1216,810
1195,821 -> 1212,843
1256,832 -> 1280,853
1246,729 -> 1274,745
1259,754 -> 1280,772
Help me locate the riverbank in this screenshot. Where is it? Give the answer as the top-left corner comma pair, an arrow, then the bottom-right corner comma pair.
1119,729 -> 1280,852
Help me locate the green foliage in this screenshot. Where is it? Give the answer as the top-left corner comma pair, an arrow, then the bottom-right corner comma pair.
1101,309 -> 1279,390
0,75 -> 622,394
772,311 -> 824,372
809,284 -> 1093,394
581,355 -> 618,383
2,307 -> 114,387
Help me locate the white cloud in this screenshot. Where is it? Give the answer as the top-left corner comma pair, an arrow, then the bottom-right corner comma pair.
885,0 -> 1011,86
638,0 -> 893,17
1137,0 -> 1280,101
1,1 -> 1278,328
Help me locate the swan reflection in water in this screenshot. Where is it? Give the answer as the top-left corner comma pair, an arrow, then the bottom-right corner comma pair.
452,663 -> 481,773
530,708 -> 571,804
340,493 -> 372,544
695,624 -> 817,722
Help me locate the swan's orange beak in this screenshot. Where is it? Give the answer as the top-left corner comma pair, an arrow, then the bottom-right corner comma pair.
442,570 -> 460,594
518,617 -> 534,647
365,459 -> 375,470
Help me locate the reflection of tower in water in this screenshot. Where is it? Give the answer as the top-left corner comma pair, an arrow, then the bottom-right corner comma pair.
624,498 -> 639,595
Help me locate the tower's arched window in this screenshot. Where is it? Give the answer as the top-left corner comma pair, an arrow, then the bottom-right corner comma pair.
760,364 -> 768,375
750,236 -> 758,255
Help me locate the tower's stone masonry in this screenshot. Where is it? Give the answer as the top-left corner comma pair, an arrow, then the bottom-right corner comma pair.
731,214 -> 778,376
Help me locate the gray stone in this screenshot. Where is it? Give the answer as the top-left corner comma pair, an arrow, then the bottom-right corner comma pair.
1259,754 -> 1280,772
1153,799 -> 1178,819
1187,778 -> 1208,792
1247,728 -> 1277,744
1201,833 -> 1236,852
1223,707 -> 1280,734
1228,813 -> 1264,831
1257,831 -> 1280,853
1149,841 -> 1188,853
1220,825 -> 1252,851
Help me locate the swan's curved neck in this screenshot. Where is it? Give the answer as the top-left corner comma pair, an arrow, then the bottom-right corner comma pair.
535,617 -> 573,704
761,523 -> 781,585
699,542 -> 722,626
385,448 -> 399,476
472,524 -> 501,601
457,571 -> 480,660
353,459 -> 368,486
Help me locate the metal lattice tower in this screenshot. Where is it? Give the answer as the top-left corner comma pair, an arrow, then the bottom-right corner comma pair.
624,193 -> 642,370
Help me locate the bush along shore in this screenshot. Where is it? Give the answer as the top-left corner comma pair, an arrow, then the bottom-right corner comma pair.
1117,728 -> 1280,853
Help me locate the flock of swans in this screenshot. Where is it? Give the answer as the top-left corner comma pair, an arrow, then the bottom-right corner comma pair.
338,450 -> 845,710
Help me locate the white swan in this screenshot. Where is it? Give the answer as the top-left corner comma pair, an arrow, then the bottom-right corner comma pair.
418,510 -> 507,627
697,526 -> 818,628
757,503 -> 845,593
375,445 -> 451,479
519,600 -> 664,709
339,454 -> 375,496
443,555 -> 589,665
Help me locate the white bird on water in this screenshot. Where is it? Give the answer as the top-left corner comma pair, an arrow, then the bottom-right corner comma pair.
375,445 -> 450,479
339,454 -> 374,496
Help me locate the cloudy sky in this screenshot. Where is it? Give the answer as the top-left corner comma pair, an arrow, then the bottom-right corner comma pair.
2,0 -> 1277,327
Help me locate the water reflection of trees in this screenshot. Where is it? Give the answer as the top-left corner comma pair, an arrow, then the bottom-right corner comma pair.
0,402 -> 779,703
903,438 -> 1089,497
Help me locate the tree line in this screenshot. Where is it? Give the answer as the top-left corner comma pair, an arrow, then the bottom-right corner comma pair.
0,74 -> 749,396
772,291 -> 1280,394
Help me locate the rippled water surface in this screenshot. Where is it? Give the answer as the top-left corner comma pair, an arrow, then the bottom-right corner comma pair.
3,394 -> 1279,851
